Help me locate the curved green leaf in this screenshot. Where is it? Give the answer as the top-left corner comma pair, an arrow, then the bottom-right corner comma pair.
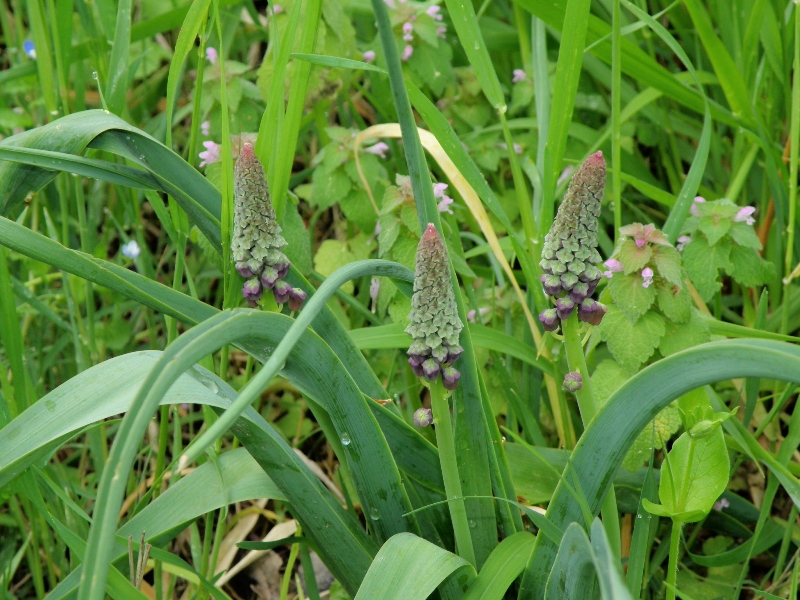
544,523 -> 596,600
522,340 -> 800,599
354,533 -> 475,600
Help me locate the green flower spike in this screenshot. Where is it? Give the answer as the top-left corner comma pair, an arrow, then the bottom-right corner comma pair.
233,143 -> 305,309
539,151 -> 607,327
406,224 -> 464,389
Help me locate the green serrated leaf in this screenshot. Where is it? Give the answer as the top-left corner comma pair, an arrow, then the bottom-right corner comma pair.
727,222 -> 762,250
655,283 -> 691,324
591,359 -> 630,406
698,215 -> 731,246
622,403 -> 681,472
390,235 -> 418,271
598,307 -> 665,373
311,167 -> 351,209
388,293 -> 411,327
378,214 -> 401,257
727,245 -> 775,288
659,309 -> 710,356
652,246 -> 683,287
381,186 -> 406,214
313,240 -> 356,293
618,239 -> 652,274
340,189 -> 379,233
607,273 -> 657,323
400,204 -> 420,236
682,238 -> 732,302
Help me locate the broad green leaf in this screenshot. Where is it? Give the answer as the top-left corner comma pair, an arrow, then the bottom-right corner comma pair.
589,519 -> 633,600
659,309 -> 710,356
698,215 -> 731,246
523,340 -> 800,598
682,238 -> 732,301
591,360 -> 630,405
607,273 -> 657,323
728,222 -> 762,250
462,532 -> 536,600
545,523 -> 596,600
353,533 -> 475,600
598,307 -> 665,373
727,245 -> 775,288
643,423 -> 729,522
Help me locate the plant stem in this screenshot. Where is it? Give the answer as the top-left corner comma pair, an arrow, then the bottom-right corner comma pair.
666,519 -> 683,600
562,312 -> 621,556
430,379 -> 477,567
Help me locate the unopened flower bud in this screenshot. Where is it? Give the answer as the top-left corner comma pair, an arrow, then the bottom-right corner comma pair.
261,266 -> 280,290
538,308 -> 559,332
579,300 -> 607,326
540,273 -> 563,297
288,287 -> 307,311
563,371 -> 583,392
414,407 -> 434,427
556,297 -> 575,320
422,358 -> 441,381
273,279 -> 292,304
569,281 -> 590,304
243,279 -> 262,305
442,367 -> 461,390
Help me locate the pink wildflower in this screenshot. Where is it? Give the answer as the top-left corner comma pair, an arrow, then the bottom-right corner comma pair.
641,267 -> 654,288
200,120 -> 210,136
437,26 -> 447,38
676,235 -> 691,251
206,47 -> 218,65
512,69 -> 527,83
426,5 -> 443,20
733,206 -> 756,226
437,196 -> 454,214
198,140 -> 220,167
383,0 -> 396,7
365,142 -> 390,159
363,50 -> 376,63
689,196 -> 706,217
403,22 -> 414,42
603,258 -> 623,278
433,183 -> 449,199
402,45 -> 413,61
713,498 -> 730,511
272,4 -> 283,13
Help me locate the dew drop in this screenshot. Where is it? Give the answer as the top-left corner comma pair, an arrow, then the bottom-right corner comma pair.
637,514 -> 642,519
369,507 -> 380,521
91,71 -> 98,80
45,399 -> 56,412
473,42 -> 480,50
469,519 -> 476,528
50,110 -> 59,116
341,433 -> 351,446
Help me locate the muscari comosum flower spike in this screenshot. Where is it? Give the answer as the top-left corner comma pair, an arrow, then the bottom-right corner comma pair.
538,151 -> 608,328
406,224 -> 464,390
233,143 -> 306,309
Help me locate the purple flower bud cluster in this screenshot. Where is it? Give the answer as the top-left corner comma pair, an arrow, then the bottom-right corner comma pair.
406,224 -> 464,391
538,152 -> 608,332
562,371 -> 583,392
233,144 -> 306,310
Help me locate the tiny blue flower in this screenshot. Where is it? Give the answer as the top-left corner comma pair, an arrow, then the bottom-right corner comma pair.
121,240 -> 140,259
23,40 -> 36,59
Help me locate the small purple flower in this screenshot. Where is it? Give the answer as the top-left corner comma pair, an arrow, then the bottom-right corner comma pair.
569,281 -> 590,304
199,140 -> 220,167
442,367 -> 460,391
433,182 -> 454,213
288,287 -> 307,311
370,277 -> 380,313
689,195 -> 706,217
436,26 -> 447,38
641,267 -> 654,288
433,183 -> 449,198
200,120 -> 210,136
467,307 -> 490,323
676,235 -> 692,251
562,371 -> 582,392
733,206 -> 756,226
603,258 -> 623,279
635,237 -> 646,248
121,240 -> 140,259
402,45 -> 413,62
363,50 -> 376,63
414,407 -> 433,427
243,279 -> 263,305
437,196 -> 454,214
383,0 -> 396,7
272,4 -> 283,14
273,279 -> 292,304
713,497 -> 730,511
365,142 -> 389,159
426,5 -> 443,20
206,47 -> 218,65
556,297 -> 575,320
578,299 -> 606,326
260,266 -> 280,289
23,40 -> 36,59
539,308 -> 559,332
512,69 -> 526,83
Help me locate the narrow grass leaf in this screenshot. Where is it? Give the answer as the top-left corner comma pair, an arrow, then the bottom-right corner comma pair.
104,0 -> 132,114
462,532 -> 535,600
